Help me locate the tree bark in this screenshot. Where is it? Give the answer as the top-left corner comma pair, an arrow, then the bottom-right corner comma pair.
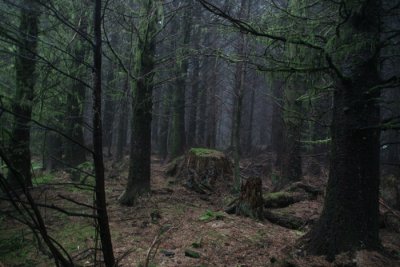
103,58 -> 117,157
236,177 -> 264,220
92,0 -> 115,265
115,76 -> 129,162
270,80 -> 285,167
7,0 -> 39,188
151,85 -> 161,151
306,1 -> 382,258
231,0 -> 248,189
187,52 -> 200,147
171,3 -> 192,158
206,57 -> 218,149
197,69 -> 207,146
158,86 -> 171,160
64,13 -> 88,169
119,0 -> 159,205
43,131 -> 63,171
279,81 -> 304,187
115,75 -> 129,162
246,87 -> 255,153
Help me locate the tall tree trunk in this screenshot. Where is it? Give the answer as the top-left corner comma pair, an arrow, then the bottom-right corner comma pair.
159,86 -> 171,160
103,60 -> 116,157
259,91 -> 269,146
43,94 -> 64,171
279,79 -> 304,187
115,76 -> 129,162
387,136 -> 400,210
187,52 -> 200,147
197,70 -> 207,146
270,80 -> 285,167
187,6 -> 201,148
232,0 -> 248,189
206,57 -> 218,148
7,0 -> 39,188
310,94 -> 330,166
306,0 -> 382,259
151,86 -> 161,152
232,58 -> 245,189
64,14 -> 88,169
171,3 -> 192,158
119,0 -> 159,205
171,79 -> 186,157
43,131 -> 63,171
92,0 -> 115,265
246,87 -> 255,153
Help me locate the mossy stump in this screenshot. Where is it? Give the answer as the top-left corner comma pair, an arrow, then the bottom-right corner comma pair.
173,148 -> 232,194
235,177 -> 264,220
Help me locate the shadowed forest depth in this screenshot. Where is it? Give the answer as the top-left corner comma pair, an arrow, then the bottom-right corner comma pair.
1,0 -> 400,266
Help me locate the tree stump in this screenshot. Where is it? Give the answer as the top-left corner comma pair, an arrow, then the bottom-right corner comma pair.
171,148 -> 232,194
235,177 -> 264,220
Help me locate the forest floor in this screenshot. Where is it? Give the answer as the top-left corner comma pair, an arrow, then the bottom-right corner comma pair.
1,156 -> 400,267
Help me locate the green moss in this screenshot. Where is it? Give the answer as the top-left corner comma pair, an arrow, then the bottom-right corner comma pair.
249,229 -> 268,248
223,195 -> 236,206
263,191 -> 290,201
293,230 -> 305,236
206,229 -> 228,244
54,222 -> 94,252
270,171 -> 281,186
191,237 -> 203,248
199,210 -> 225,221
0,228 -> 44,266
272,208 -> 290,216
184,249 -> 200,258
172,155 -> 184,163
33,173 -> 55,186
138,262 -> 158,267
31,161 -> 43,171
168,202 -> 187,215
190,147 -> 222,157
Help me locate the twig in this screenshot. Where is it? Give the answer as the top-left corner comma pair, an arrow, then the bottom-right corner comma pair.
380,198 -> 400,219
58,194 -> 96,209
144,226 -> 175,267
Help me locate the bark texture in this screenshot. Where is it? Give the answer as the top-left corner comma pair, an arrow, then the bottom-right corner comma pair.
64,14 -> 88,170
92,0 -> 116,265
119,0 -> 158,205
172,148 -> 232,194
7,0 -> 39,188
236,177 -> 264,220
306,0 -> 382,259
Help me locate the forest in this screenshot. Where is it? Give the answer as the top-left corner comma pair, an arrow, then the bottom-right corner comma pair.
0,0 -> 400,266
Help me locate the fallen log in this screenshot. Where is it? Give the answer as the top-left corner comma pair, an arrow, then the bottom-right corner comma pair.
264,191 -> 310,209
264,210 -> 305,230
286,182 -> 324,196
